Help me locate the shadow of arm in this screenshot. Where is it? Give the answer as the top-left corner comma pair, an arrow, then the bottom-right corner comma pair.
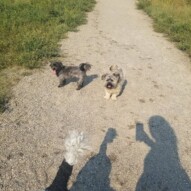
136,123 -> 154,147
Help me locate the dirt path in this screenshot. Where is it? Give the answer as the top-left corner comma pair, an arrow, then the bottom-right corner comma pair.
1,0 -> 191,190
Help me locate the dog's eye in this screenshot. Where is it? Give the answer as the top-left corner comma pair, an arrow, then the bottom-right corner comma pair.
113,73 -> 119,77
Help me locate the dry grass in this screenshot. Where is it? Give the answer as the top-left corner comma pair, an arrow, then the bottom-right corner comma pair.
137,0 -> 191,56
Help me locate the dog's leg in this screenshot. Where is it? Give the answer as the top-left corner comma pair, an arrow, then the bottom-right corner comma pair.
111,94 -> 117,100
76,76 -> 84,90
58,79 -> 66,88
104,91 -> 111,99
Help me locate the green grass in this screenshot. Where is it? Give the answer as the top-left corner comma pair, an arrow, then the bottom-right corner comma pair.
0,75 -> 10,112
0,0 -> 95,112
137,0 -> 191,56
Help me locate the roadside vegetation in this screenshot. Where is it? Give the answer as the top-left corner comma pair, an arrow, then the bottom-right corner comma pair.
0,0 -> 95,112
137,0 -> 191,56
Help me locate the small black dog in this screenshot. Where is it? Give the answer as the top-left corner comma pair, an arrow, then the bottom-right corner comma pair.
50,61 -> 91,90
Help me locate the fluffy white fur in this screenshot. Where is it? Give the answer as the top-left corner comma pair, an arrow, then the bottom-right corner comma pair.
102,65 -> 124,100
64,131 -> 90,166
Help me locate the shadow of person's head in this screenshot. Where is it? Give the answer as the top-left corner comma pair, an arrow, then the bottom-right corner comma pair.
103,128 -> 117,144
98,128 -> 117,156
149,115 -> 177,143
70,128 -> 117,191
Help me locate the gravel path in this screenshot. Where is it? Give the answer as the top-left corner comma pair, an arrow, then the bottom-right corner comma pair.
1,0 -> 191,190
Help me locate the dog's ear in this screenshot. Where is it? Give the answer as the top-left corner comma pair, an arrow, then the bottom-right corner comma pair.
101,73 -> 108,80
110,65 -> 118,71
55,62 -> 63,67
49,61 -> 54,67
49,61 -> 59,67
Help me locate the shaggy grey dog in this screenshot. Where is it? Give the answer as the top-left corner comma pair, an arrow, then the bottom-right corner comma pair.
50,61 -> 91,90
101,65 -> 124,100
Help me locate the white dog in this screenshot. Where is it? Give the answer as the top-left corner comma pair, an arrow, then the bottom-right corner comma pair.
101,65 -> 124,100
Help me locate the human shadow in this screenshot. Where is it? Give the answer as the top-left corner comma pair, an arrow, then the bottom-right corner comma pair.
70,128 -> 117,191
136,115 -> 191,191
44,128 -> 116,191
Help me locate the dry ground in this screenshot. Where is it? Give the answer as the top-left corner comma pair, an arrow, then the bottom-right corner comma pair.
1,0 -> 191,190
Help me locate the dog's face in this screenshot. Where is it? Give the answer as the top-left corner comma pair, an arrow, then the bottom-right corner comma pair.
101,73 -> 120,89
50,62 -> 64,73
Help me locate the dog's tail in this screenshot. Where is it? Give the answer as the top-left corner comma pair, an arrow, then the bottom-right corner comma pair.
65,131 -> 90,166
79,63 -> 91,72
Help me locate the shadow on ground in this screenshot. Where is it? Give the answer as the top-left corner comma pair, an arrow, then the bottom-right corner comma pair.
136,115 -> 191,191
70,128 -> 116,191
45,128 -> 116,191
83,74 -> 98,88
119,79 -> 127,96
64,74 -> 98,89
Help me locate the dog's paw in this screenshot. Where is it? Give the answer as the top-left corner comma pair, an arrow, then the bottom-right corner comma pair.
58,84 -> 64,88
76,86 -> 82,90
111,95 -> 117,100
104,95 -> 110,99
76,84 -> 83,90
